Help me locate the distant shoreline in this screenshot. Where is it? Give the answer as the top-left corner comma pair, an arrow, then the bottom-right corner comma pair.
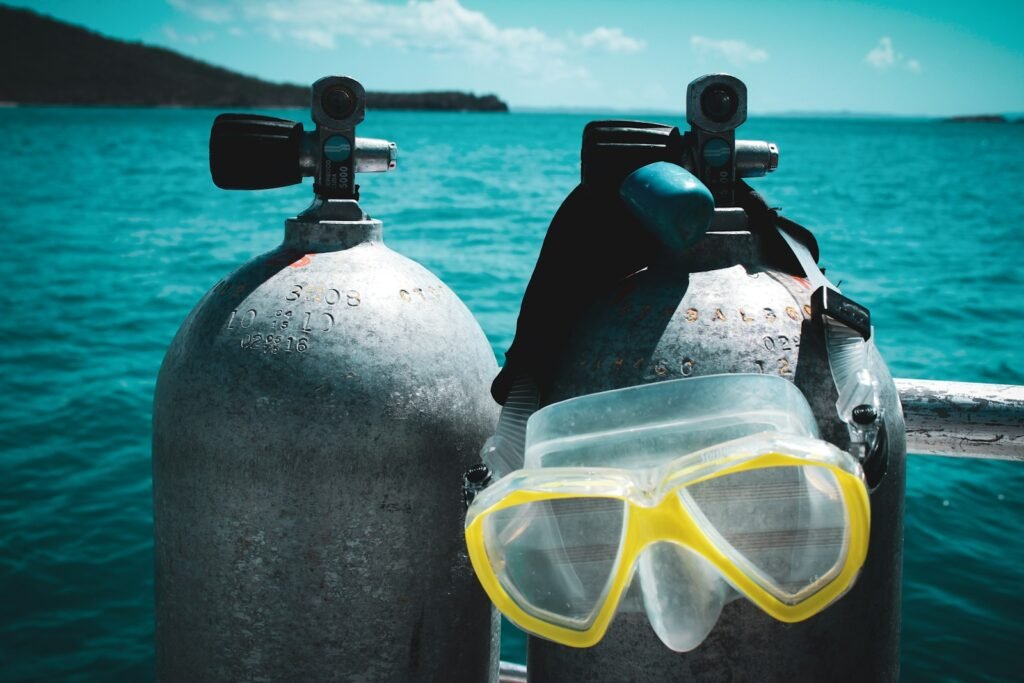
3,7 -> 1019,119
0,6 -> 508,112
0,102 -> 507,112
2,102 -> 1022,123
0,102 -> 513,113
942,114 -> 1019,124
2,102 -> 1015,124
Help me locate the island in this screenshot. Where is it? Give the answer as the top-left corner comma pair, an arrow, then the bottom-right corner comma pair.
0,5 -> 508,112
943,115 -> 1009,123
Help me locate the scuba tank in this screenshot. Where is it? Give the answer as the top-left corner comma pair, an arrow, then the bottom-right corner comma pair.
152,77 -> 499,682
488,74 -> 906,681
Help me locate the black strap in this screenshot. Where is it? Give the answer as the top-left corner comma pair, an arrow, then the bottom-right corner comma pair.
492,122 -> 821,405
491,181 -> 657,403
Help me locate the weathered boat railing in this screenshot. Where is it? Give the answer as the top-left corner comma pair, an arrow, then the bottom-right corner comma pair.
898,379 -> 1024,461
499,661 -> 527,683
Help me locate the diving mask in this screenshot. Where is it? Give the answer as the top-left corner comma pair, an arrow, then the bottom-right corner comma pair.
464,374 -> 870,651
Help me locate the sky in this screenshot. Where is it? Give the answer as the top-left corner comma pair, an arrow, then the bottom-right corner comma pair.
9,0 -> 1024,115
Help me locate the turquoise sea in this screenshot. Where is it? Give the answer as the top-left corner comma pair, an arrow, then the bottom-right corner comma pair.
0,107 -> 1021,682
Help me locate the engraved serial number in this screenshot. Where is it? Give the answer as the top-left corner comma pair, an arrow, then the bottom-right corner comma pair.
240,334 -> 310,353
398,286 -> 444,303
615,305 -> 811,324
286,284 -> 361,307
762,334 -> 800,352
752,357 -> 794,376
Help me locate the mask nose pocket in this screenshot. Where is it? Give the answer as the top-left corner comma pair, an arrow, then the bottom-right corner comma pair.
637,541 -> 732,652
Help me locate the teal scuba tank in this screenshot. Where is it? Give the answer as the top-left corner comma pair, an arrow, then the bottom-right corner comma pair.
487,75 -> 905,682
152,77 -> 499,682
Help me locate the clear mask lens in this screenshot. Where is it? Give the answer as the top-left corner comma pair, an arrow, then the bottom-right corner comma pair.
683,465 -> 849,603
482,497 -> 625,630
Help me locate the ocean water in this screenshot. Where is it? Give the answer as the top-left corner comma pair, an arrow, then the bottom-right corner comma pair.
0,107 -> 1021,682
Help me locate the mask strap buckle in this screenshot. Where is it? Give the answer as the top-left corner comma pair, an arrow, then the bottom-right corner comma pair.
809,285 -> 888,488
777,222 -> 887,488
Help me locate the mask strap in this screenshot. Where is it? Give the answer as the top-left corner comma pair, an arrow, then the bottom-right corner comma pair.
775,220 -> 832,292
463,376 -> 540,507
774,222 -> 888,487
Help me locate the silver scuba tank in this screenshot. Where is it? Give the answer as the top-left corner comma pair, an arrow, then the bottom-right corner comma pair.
495,75 -> 905,682
152,77 -> 499,682
529,240 -> 906,683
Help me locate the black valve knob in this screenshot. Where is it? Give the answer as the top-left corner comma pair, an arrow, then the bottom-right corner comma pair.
581,120 -> 682,191
210,114 -> 304,190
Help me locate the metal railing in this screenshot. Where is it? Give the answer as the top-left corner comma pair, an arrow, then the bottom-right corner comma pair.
897,379 -> 1023,461
499,661 -> 527,683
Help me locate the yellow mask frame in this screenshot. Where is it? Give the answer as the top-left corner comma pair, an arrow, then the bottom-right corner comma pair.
465,448 -> 870,649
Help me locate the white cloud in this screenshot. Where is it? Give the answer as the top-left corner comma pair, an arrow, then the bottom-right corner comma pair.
288,27 -> 336,50
577,27 -> 645,53
865,36 -> 896,69
167,0 -> 233,24
690,35 -> 768,66
169,0 -> 592,82
162,26 -> 215,44
865,37 -> 922,74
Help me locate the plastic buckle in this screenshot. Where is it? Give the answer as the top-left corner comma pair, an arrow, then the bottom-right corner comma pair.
810,286 -> 871,341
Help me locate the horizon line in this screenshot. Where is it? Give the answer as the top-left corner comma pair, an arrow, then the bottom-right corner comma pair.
2,101 -> 1021,121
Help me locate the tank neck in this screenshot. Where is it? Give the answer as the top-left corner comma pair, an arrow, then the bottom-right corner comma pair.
657,230 -> 762,272
283,198 -> 383,252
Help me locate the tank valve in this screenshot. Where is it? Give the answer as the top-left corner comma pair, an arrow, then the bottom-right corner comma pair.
581,74 -> 777,214
209,76 -> 397,199
686,73 -> 777,204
